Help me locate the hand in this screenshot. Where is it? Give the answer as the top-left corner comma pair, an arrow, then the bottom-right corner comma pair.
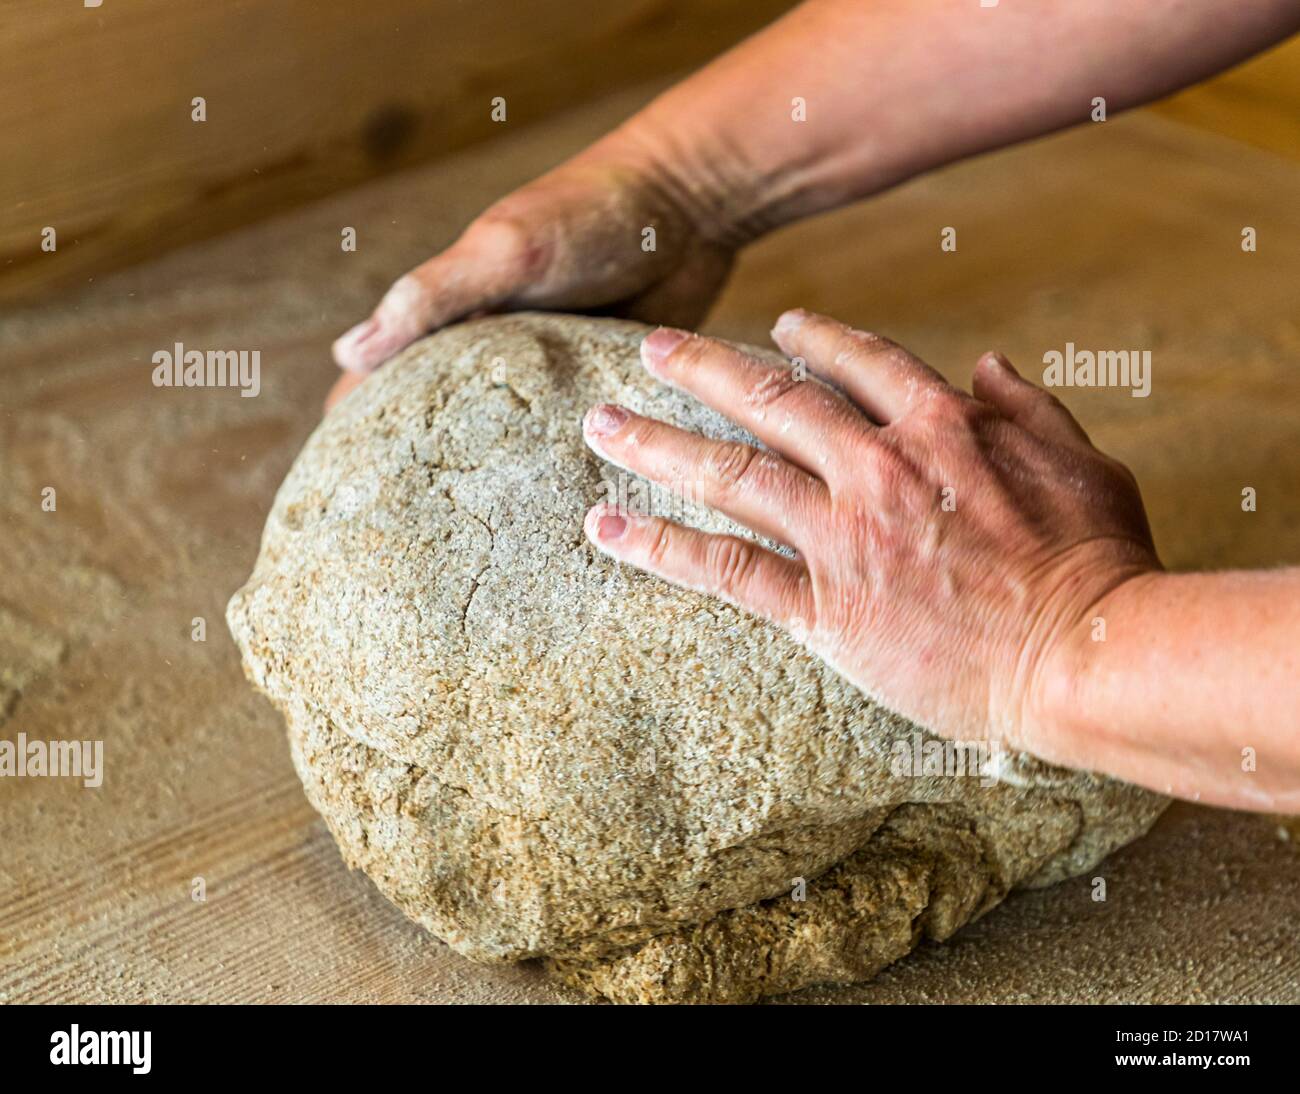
581,311 -> 1161,757
325,135 -> 737,411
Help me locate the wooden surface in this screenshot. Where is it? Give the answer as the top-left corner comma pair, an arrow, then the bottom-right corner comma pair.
0,0 -> 789,306
1154,33 -> 1300,164
2,81 -> 1299,1004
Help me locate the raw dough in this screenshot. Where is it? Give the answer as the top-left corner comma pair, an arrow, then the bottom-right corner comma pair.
227,312 -> 1166,1003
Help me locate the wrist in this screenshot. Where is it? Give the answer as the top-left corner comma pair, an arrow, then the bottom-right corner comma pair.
1019,563 -> 1168,765
587,114 -> 772,250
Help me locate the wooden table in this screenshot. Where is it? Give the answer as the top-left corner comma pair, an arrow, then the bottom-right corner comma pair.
3,82 -> 1298,1003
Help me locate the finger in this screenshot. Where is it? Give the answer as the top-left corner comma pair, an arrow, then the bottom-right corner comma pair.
640,328 -> 872,478
769,309 -> 952,425
583,404 -> 826,547
324,369 -> 368,412
972,352 -> 1093,449
332,217 -> 543,373
584,504 -> 815,633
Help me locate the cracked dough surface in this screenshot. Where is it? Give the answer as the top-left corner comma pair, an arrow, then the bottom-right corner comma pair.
227,312 -> 1166,1003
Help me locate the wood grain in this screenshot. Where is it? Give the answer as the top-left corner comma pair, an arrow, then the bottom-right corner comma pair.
0,0 -> 790,305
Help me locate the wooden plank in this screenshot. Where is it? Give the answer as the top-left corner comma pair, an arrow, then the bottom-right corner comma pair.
0,0 -> 790,305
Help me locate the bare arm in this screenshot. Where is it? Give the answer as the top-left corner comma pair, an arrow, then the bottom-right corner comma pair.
331,0 -> 1300,384
636,0 -> 1300,241
1042,569 -> 1300,810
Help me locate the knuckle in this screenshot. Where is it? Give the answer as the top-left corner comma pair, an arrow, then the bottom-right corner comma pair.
382,272 -> 429,314
644,519 -> 675,567
743,366 -> 804,412
469,211 -> 525,253
707,536 -> 760,592
909,389 -> 958,427
466,211 -> 545,274
862,442 -> 915,494
703,442 -> 761,494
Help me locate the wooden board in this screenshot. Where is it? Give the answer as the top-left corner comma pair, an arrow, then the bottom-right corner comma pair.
0,0 -> 790,305
2,81 -> 1298,1003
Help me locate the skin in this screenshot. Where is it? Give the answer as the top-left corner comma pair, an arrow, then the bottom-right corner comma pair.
326,1 -> 1300,811
584,318 -> 1300,813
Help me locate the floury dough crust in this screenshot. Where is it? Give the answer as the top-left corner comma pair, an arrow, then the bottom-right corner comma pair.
227,312 -> 1167,1004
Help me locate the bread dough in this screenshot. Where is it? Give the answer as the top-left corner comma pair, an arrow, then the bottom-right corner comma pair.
227,312 -> 1166,1003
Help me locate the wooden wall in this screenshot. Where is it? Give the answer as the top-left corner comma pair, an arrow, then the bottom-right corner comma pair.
0,0 -> 791,304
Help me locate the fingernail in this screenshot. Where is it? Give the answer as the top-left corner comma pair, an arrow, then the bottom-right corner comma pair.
594,511 -> 627,541
772,309 -> 807,338
641,327 -> 689,372
585,404 -> 629,437
334,318 -> 379,371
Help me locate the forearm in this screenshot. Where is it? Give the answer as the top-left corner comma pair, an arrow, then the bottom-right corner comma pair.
1038,570 -> 1300,812
601,0 -> 1300,241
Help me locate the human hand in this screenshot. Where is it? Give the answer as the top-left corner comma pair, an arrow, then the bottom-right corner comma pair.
326,136 -> 737,410
581,311 -> 1161,758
